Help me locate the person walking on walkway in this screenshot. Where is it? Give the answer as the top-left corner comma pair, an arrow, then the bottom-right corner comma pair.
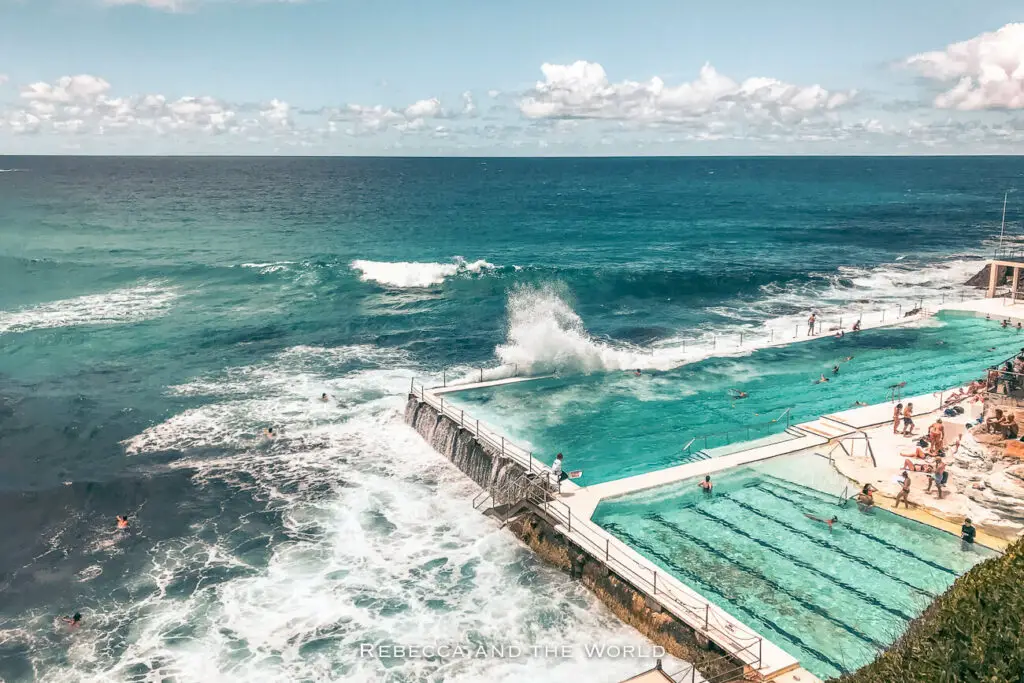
807,313 -> 816,336
550,453 -> 569,493
894,470 -> 912,509
901,403 -> 915,436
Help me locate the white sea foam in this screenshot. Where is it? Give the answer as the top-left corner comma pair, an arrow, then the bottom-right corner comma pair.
495,284 -> 699,373
351,257 -> 496,288
239,261 -> 296,274
0,284 -> 179,335
494,255 -> 988,375
58,346 -> 681,682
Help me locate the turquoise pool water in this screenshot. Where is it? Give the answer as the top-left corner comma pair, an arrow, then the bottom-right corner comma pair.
592,457 -> 997,679
445,312 -> 1021,484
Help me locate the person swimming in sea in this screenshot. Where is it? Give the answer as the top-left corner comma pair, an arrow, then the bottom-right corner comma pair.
844,356 -> 854,362
729,389 -> 748,399
116,515 -> 129,530
264,426 -> 276,439
805,513 -> 839,532
814,374 -> 830,384
832,364 -> 840,375
61,612 -> 82,629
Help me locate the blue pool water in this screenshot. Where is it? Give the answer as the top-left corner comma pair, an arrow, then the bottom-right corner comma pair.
592,457 -> 998,679
445,312 -> 1020,484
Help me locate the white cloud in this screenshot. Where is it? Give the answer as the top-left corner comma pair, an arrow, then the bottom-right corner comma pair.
461,90 -> 476,115
403,97 -> 442,119
518,61 -> 855,124
906,23 -> 1024,110
103,0 -> 187,11
1,74 -> 297,141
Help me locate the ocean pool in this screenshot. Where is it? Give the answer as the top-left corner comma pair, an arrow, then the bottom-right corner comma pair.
445,312 -> 1020,484
592,453 -> 998,679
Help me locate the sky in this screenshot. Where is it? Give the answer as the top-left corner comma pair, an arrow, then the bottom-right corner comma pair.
2,0 -> 1024,155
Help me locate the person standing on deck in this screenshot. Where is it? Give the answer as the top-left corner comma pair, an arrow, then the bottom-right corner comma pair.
807,313 -> 816,336
893,403 -> 903,434
550,453 -> 568,493
901,403 -> 915,436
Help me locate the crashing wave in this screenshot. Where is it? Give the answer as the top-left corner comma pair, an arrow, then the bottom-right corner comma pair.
351,257 -> 496,288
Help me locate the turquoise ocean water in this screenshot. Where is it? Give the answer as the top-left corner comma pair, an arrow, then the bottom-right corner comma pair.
0,156 -> 1021,682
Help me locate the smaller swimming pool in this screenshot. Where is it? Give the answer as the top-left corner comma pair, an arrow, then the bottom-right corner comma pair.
592,453 -> 997,679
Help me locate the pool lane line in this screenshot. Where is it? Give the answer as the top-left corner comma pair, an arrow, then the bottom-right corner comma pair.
685,507 -> 918,622
599,521 -> 854,677
716,493 -> 936,597
644,513 -> 890,651
754,484 -> 959,577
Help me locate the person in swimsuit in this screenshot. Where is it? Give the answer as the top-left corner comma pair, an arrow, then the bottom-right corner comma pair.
62,613 -> 82,629
901,403 -> 915,436
894,471 -> 912,508
893,403 -> 903,434
814,374 -> 830,384
805,514 -> 839,532
319,393 -> 330,402
807,313 -> 816,336
264,426 -> 276,439
855,484 -> 876,512
729,389 -> 748,399
699,475 -> 713,493
116,515 -> 129,530
852,320 -> 861,332
832,365 -> 840,376
926,458 -> 947,499
961,518 -> 976,546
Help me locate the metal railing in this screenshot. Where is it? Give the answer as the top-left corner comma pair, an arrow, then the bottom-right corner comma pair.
440,363 -> 521,388
499,474 -> 768,673
665,641 -> 764,683
994,245 -> 1024,262
681,408 -> 793,457
409,378 -> 546,475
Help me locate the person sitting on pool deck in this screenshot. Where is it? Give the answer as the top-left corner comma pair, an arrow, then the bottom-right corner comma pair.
805,513 -> 839,532
699,475 -> 713,493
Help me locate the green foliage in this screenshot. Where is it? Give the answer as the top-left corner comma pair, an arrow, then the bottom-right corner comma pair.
837,538 -> 1024,683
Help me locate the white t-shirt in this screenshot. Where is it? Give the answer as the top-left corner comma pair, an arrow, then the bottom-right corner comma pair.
551,458 -> 563,478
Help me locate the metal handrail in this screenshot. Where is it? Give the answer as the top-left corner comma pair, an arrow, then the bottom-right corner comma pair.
410,378 -> 547,475
682,407 -> 794,455
666,639 -> 765,682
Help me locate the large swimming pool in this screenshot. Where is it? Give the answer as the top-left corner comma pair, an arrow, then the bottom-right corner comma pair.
592,453 -> 998,679
444,312 -> 1021,484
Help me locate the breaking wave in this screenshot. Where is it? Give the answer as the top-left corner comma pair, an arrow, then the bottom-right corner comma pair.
0,284 -> 179,335
351,257 -> 496,288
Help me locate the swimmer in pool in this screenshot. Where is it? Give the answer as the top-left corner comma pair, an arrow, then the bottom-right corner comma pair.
814,374 -> 830,384
852,401 -> 868,407
729,389 -> 748,399
844,356 -> 854,362
116,515 -> 129,530
805,514 -> 839,532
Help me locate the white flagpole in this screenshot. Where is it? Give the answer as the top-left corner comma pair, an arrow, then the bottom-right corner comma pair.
999,191 -> 1008,251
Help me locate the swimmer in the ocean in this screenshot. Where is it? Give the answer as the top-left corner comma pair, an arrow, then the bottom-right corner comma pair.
264,426 -> 276,438
805,514 -> 839,532
844,356 -> 854,362
319,392 -> 330,402
116,515 -> 129,530
729,389 -> 748,399
62,613 -> 82,629
634,369 -> 642,377
814,374 -> 830,384
832,364 -> 840,375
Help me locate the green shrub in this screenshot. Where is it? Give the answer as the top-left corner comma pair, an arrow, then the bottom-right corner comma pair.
837,538 -> 1024,683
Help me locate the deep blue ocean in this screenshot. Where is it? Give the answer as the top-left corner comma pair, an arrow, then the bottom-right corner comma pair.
0,156 -> 1020,682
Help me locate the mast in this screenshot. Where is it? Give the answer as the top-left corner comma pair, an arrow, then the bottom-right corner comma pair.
999,191 -> 1008,251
